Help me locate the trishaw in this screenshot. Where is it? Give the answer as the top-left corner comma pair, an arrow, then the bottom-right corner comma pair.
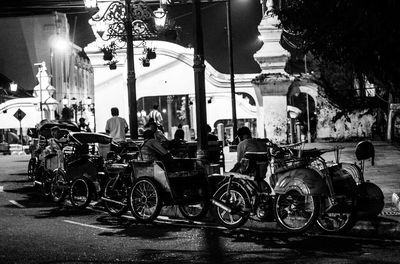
27,120 -> 80,196
50,132 -> 113,208
272,140 -> 383,234
127,157 -> 211,223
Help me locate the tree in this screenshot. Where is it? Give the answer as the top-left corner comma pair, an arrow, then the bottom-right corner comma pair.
274,0 -> 400,101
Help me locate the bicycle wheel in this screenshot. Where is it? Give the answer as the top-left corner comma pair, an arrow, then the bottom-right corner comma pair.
128,177 -> 162,223
50,169 -> 67,203
212,184 -> 250,229
179,200 -> 210,221
70,177 -> 92,209
103,177 -> 129,217
274,190 -> 320,234
317,211 -> 356,233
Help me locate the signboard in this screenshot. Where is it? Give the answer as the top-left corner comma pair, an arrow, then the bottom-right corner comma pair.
13,108 -> 26,121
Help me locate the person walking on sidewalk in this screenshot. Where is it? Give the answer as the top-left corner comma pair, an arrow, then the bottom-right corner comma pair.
105,107 -> 128,142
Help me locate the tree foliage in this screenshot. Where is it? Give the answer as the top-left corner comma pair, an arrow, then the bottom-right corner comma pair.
275,0 -> 400,100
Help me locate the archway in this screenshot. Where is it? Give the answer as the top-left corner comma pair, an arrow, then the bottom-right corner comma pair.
287,83 -> 318,142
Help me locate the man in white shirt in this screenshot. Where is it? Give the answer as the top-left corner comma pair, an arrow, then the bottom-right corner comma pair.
105,107 -> 129,142
148,104 -> 163,128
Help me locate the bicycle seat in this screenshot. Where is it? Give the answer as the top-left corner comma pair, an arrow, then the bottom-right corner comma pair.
355,140 -> 375,165
244,152 -> 269,162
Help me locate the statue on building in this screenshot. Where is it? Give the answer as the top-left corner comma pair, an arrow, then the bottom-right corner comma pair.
33,61 -> 57,120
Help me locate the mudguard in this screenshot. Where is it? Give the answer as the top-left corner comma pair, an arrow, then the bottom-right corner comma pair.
273,168 -> 328,196
208,174 -> 253,202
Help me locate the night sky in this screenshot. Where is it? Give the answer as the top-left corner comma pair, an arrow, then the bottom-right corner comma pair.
68,1 -> 263,74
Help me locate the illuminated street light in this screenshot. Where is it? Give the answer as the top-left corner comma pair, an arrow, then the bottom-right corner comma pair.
154,7 -> 167,28
9,82 -> 17,92
50,35 -> 70,52
91,0 -> 167,139
84,0 -> 97,8
62,95 -> 69,106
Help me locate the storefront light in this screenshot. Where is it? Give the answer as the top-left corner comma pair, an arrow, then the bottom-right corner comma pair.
9,82 -> 17,92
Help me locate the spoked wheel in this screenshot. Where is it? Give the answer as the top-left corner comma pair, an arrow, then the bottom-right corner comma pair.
27,158 -> 37,181
70,177 -> 92,209
212,184 -> 250,229
50,169 -> 67,203
317,212 -> 356,234
103,177 -> 129,217
179,200 -> 210,221
128,177 -> 162,223
274,190 -> 320,234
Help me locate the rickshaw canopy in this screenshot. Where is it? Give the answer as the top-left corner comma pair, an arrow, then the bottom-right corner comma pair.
28,120 -> 80,139
68,132 -> 113,145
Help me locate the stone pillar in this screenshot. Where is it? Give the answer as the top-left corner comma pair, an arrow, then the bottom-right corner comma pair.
167,95 -> 174,139
252,0 -> 290,143
254,75 -> 292,143
217,123 -> 225,145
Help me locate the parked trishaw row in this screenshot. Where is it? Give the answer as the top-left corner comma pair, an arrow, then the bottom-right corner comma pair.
26,120 -> 384,235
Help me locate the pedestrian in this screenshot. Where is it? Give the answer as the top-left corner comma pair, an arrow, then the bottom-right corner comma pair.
105,107 -> 129,142
78,117 -> 91,132
207,124 -> 218,141
148,104 -> 164,131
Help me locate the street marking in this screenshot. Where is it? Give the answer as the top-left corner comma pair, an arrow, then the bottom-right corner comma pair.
63,220 -> 115,232
9,200 -> 25,208
0,186 -> 3,192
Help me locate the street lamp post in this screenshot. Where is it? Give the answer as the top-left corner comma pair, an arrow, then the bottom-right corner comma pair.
192,0 -> 208,156
226,0 -> 237,139
71,97 -> 78,123
91,0 -> 166,140
125,0 -> 139,139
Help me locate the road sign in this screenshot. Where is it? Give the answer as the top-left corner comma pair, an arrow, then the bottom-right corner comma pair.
13,108 -> 26,121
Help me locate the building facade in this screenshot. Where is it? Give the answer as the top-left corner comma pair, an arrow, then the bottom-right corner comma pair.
0,12 -> 95,135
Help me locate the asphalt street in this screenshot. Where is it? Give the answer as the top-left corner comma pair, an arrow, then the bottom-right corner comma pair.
1,140 -> 400,237
1,142 -> 400,263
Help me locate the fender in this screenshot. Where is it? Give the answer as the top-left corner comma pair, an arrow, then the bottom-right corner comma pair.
273,168 -> 328,196
210,175 -> 253,204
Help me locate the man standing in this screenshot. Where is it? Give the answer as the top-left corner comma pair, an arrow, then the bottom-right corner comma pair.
148,104 -> 163,129
105,107 -> 129,142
